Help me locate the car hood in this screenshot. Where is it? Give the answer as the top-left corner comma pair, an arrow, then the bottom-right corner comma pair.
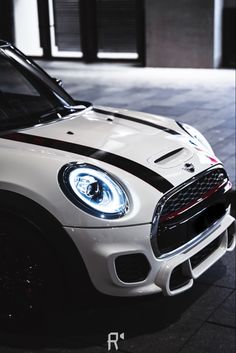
3,105 -> 220,192
0,105 -> 223,227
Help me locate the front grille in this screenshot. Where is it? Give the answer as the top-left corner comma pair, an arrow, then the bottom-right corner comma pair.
152,167 -> 230,256
160,168 -> 228,221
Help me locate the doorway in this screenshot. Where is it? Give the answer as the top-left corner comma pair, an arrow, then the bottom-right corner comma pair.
45,0 -> 144,62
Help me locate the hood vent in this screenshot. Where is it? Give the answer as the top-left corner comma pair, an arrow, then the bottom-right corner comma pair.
154,148 -> 184,164
148,146 -> 193,169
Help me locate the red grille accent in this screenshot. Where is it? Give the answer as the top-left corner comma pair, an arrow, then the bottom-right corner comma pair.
160,168 -> 229,222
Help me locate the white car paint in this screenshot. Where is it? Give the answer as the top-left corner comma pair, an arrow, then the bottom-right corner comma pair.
0,42 -> 235,298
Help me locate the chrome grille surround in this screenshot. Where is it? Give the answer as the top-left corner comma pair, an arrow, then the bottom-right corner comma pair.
151,165 -> 231,257
160,167 -> 228,221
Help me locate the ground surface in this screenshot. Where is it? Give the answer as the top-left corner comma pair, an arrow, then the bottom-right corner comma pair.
0,63 -> 235,353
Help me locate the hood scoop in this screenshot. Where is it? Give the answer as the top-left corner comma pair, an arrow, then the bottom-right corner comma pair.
154,148 -> 184,163
148,146 -> 193,169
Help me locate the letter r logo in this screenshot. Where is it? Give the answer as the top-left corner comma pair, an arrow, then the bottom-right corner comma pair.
107,332 -> 125,351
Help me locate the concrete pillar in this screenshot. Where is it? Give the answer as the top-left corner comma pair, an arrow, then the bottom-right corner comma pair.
145,0 -> 223,68
13,0 -> 43,56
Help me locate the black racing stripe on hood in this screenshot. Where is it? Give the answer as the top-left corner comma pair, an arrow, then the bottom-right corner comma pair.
2,132 -> 174,193
94,108 -> 180,135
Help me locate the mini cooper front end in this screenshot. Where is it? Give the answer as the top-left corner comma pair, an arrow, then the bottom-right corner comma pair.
0,40 -> 235,326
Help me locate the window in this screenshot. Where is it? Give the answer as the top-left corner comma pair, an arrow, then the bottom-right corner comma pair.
0,55 -> 64,129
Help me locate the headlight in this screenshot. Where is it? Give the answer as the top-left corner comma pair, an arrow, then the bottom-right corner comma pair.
59,163 -> 129,219
178,122 -> 214,155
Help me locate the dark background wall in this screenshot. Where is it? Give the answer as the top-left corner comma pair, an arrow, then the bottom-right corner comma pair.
145,0 -> 217,68
224,0 -> 236,6
0,0 -> 14,43
222,0 -> 236,67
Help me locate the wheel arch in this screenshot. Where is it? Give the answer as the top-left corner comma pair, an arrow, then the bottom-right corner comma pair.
0,189 -> 95,299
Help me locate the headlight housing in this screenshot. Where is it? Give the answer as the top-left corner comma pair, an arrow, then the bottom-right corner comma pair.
59,163 -> 129,219
178,122 -> 214,155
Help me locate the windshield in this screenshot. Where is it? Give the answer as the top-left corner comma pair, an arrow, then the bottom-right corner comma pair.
0,51 -> 76,132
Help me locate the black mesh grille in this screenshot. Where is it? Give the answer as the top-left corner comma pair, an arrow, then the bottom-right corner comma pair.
161,168 -> 228,220
153,167 -> 230,256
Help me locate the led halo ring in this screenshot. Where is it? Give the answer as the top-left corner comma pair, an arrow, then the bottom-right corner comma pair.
59,163 -> 129,219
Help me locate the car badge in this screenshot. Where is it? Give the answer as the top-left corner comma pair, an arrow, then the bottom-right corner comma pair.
183,163 -> 195,173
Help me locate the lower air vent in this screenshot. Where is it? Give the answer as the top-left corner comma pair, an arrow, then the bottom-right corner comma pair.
169,264 -> 191,291
190,235 -> 222,269
115,253 -> 150,283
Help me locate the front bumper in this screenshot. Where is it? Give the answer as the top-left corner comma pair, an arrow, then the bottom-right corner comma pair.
64,211 -> 235,297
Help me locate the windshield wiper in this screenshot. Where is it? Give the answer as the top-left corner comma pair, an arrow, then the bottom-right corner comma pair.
67,100 -> 93,111
0,101 -> 93,132
39,101 -> 93,121
38,106 -> 70,122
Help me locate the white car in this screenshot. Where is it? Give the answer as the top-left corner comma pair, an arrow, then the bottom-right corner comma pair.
0,40 -> 235,326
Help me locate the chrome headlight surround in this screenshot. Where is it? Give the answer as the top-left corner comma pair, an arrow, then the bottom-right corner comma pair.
59,163 -> 129,219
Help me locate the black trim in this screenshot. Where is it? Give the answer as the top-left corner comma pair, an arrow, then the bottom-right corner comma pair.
1,132 -> 174,193
37,0 -> 51,58
94,108 -> 180,135
176,121 -> 192,137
